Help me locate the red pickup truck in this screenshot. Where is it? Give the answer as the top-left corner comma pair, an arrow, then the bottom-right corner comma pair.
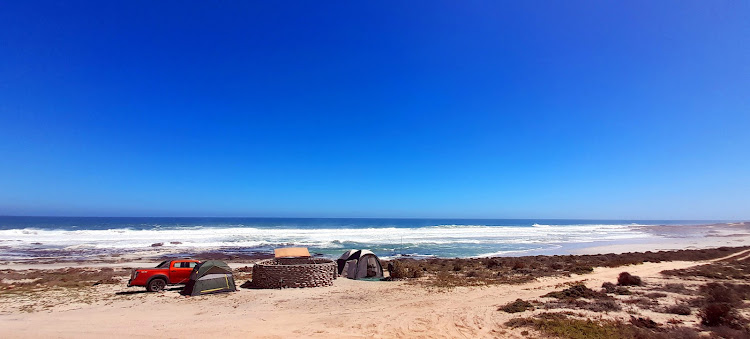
128,259 -> 201,292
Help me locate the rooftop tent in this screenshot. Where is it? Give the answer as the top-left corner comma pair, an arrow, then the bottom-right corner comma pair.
337,250 -> 384,280
181,260 -> 236,296
275,247 -> 311,258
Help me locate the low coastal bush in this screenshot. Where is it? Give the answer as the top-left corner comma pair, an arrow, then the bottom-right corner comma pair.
0,268 -> 129,293
663,304 -> 691,315
615,287 -> 631,295
711,325 -> 750,339
569,265 -> 594,275
583,299 -> 621,312
687,282 -> 750,332
655,283 -> 691,294
389,260 -> 423,279
543,284 -> 608,300
628,316 -> 660,329
499,299 -> 534,313
661,255 -> 750,280
602,282 -> 631,295
511,261 -> 526,270
380,246 -> 749,288
699,303 -> 741,327
603,284 -> 631,295
623,297 -> 657,310
543,284 -> 622,312
699,282 -> 748,305
643,292 -> 667,299
428,271 -> 463,289
485,258 -> 502,269
505,314 -> 699,339
617,272 -> 642,286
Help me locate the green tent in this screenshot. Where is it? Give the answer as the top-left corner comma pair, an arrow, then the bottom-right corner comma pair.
181,260 -> 236,296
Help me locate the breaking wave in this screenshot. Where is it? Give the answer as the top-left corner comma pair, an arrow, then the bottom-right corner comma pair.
0,223 -> 653,257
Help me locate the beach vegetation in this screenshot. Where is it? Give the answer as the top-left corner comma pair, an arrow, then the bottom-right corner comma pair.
601,282 -> 616,293
710,325 -> 750,339
623,297 -> 658,311
569,265 -> 594,274
689,282 -> 750,333
617,272 -> 642,286
543,284 -> 608,300
642,292 -> 667,299
385,246 -> 749,289
699,282 -> 749,305
543,296 -> 622,312
661,254 -> 750,280
601,281 -> 631,295
388,260 -> 423,279
585,300 -> 622,312
499,298 -> 534,313
699,303 -> 742,327
662,303 -> 692,315
627,316 -> 659,329
0,267 -> 128,294
511,261 -> 526,270
615,287 -> 631,295
505,313 -> 699,339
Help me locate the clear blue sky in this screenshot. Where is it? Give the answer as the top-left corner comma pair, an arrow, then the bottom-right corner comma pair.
1,1 -> 748,219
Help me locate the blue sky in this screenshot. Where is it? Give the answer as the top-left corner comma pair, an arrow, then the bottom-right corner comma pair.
0,1 -> 748,219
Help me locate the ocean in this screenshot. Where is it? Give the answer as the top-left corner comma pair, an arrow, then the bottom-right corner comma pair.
0,217 -> 717,260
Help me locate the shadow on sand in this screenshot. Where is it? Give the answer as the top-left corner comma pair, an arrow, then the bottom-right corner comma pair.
115,287 -> 183,295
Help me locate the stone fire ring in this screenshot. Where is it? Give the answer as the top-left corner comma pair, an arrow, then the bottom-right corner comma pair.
249,257 -> 337,289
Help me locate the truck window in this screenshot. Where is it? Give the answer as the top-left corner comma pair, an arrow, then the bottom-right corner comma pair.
156,261 -> 169,268
188,262 -> 198,268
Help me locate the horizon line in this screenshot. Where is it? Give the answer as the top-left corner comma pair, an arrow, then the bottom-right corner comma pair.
0,215 -> 738,222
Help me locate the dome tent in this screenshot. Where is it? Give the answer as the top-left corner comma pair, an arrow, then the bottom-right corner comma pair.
181,260 -> 236,296
337,250 -> 384,280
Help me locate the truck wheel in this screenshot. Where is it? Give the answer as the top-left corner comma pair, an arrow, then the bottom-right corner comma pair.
147,278 -> 167,292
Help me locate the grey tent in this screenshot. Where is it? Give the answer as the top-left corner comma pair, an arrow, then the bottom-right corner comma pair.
336,250 -> 384,279
181,260 -> 236,296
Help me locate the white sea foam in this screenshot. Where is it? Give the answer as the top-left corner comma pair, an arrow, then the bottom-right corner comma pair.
474,245 -> 566,258
0,224 -> 654,251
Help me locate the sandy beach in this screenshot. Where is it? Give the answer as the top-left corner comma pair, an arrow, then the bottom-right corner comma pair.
1,223 -> 749,338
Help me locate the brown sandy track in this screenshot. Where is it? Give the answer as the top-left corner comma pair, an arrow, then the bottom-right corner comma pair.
711,249 -> 750,262
1,250 -> 749,339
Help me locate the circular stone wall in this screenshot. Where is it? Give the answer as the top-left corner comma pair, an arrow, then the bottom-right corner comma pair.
250,258 -> 337,289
